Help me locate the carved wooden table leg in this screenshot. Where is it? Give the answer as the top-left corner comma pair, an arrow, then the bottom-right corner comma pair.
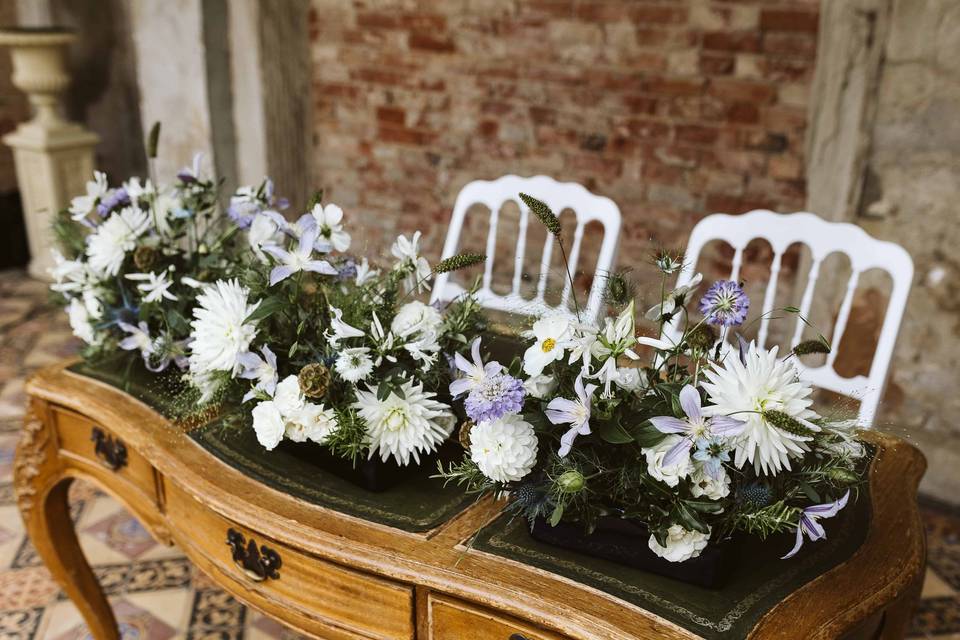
14,402 -> 120,640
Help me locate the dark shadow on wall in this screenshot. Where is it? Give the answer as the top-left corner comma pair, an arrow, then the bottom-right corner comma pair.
53,0 -> 146,182
0,191 -> 28,269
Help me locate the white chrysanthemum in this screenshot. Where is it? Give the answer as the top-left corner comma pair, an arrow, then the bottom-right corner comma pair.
648,524 -> 710,563
643,435 -> 693,488
335,347 -> 374,382
702,343 -> 818,476
252,400 -> 285,450
286,403 -> 339,444
49,250 -> 93,294
86,207 -> 151,277
69,171 -> 108,220
188,279 -> 261,376
353,379 -> 455,466
469,414 -> 538,483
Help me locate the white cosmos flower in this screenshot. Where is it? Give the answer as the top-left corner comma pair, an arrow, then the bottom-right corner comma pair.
69,171 -> 109,220
353,379 -> 455,466
252,400 -> 286,450
86,207 -> 151,277
335,347 -> 374,382
188,279 -> 261,377
523,315 -> 573,376
391,231 -> 432,293
310,203 -> 351,252
470,414 -> 539,483
643,434 -> 693,487
648,525 -> 710,563
286,402 -> 338,444
125,269 -> 178,303
701,342 -> 819,476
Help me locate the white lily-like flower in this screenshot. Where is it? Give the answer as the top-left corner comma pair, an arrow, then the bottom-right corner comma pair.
310,203 -> 351,252
325,306 -> 365,347
262,227 -> 337,286
646,273 -> 703,325
239,345 -> 279,402
523,315 -> 573,376
355,258 -> 380,286
391,231 -> 432,293
125,269 -> 178,303
545,374 -> 597,457
592,300 -> 640,361
69,171 -> 109,221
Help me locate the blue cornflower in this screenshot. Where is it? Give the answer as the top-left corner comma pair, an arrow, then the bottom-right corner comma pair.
464,373 -> 526,423
699,280 -> 749,326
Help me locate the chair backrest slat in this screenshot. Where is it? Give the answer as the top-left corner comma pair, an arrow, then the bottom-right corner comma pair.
757,250 -> 783,347
665,209 -> 913,428
433,175 -> 622,324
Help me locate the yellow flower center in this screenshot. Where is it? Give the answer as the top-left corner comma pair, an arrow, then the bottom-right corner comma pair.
542,337 -> 557,353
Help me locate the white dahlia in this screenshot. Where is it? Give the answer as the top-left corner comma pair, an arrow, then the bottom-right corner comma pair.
353,379 -> 455,466
701,342 -> 819,476
648,524 -> 711,563
86,206 -> 151,277
469,414 -> 539,483
188,279 -> 261,377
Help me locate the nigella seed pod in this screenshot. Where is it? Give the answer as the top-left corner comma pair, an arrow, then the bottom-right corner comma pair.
133,245 -> 159,271
556,470 -> 585,493
826,467 -> 859,484
298,363 -> 331,399
458,420 -> 475,450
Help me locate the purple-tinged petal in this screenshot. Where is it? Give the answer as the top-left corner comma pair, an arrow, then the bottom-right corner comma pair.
737,333 -> 749,366
801,514 -> 826,541
304,260 -> 338,275
781,524 -> 805,560
574,374 -> 586,402
453,351 -> 473,376
470,337 -> 483,366
118,336 -> 139,351
262,210 -> 289,230
261,345 -> 277,369
449,378 -> 472,398
649,416 -> 690,434
805,490 -> 850,518
558,425 -> 580,457
298,226 -> 318,255
262,245 -> 289,262
679,385 -> 702,421
710,415 -> 747,436
663,438 -> 692,467
269,265 -> 295,286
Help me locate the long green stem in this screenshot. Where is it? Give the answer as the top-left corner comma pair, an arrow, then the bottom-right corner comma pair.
558,239 -> 581,320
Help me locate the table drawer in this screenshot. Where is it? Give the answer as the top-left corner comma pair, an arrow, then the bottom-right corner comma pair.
53,407 -> 158,501
428,594 -> 569,640
165,481 -> 414,640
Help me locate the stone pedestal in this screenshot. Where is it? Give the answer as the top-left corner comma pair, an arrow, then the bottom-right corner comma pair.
0,28 -> 99,280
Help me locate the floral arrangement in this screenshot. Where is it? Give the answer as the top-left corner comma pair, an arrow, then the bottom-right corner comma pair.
49,130 -> 255,376
439,193 -> 865,563
183,191 -> 487,467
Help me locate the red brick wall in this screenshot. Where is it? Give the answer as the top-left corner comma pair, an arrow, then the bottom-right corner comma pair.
309,0 -> 820,271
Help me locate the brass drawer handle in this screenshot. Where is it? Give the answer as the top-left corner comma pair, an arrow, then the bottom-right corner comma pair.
226,528 -> 282,581
91,426 -> 128,471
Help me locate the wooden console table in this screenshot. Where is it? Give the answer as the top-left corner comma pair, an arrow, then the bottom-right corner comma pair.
16,362 -> 926,639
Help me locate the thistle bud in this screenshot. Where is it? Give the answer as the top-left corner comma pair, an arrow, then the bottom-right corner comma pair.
556,470 -> 585,494
298,363 -> 331,399
133,245 -> 159,271
458,420 -> 475,450
603,270 -> 635,307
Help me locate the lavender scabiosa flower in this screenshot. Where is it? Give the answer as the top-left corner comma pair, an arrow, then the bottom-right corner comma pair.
96,188 -> 130,217
699,280 -> 750,327
782,490 -> 850,559
464,373 -> 526,423
449,337 -> 503,398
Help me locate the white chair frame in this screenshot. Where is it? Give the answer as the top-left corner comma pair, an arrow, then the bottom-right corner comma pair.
431,175 -> 622,324
665,209 -> 913,427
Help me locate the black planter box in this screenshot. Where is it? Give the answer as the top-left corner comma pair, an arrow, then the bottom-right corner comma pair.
277,439 -> 461,493
529,515 -> 734,589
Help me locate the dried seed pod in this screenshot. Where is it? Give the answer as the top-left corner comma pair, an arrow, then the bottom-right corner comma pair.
298,363 -> 331,399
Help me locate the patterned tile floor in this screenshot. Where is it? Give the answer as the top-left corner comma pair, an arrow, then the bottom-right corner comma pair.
0,269 -> 957,639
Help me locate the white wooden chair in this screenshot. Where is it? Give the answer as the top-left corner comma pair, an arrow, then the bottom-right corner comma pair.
665,210 -> 913,427
431,175 -> 622,324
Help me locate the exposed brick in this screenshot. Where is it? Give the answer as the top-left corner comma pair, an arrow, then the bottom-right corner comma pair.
409,32 -> 456,53
709,77 -> 778,103
676,124 -> 719,146
700,52 -> 735,76
629,4 -> 688,24
762,32 -> 817,57
760,9 -> 819,33
376,106 -> 405,126
702,30 -> 762,53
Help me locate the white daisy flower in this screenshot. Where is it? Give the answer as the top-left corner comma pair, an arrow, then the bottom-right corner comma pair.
310,203 -> 351,252
335,347 -> 374,382
353,379 -> 455,466
188,279 -> 261,377
86,207 -> 151,277
648,525 -> 710,563
469,413 -> 539,483
701,342 -> 819,476
522,315 -> 573,376
69,171 -> 109,221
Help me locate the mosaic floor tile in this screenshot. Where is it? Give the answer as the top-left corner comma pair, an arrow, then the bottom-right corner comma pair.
0,566 -> 60,610
0,606 -> 43,639
83,511 -> 159,561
